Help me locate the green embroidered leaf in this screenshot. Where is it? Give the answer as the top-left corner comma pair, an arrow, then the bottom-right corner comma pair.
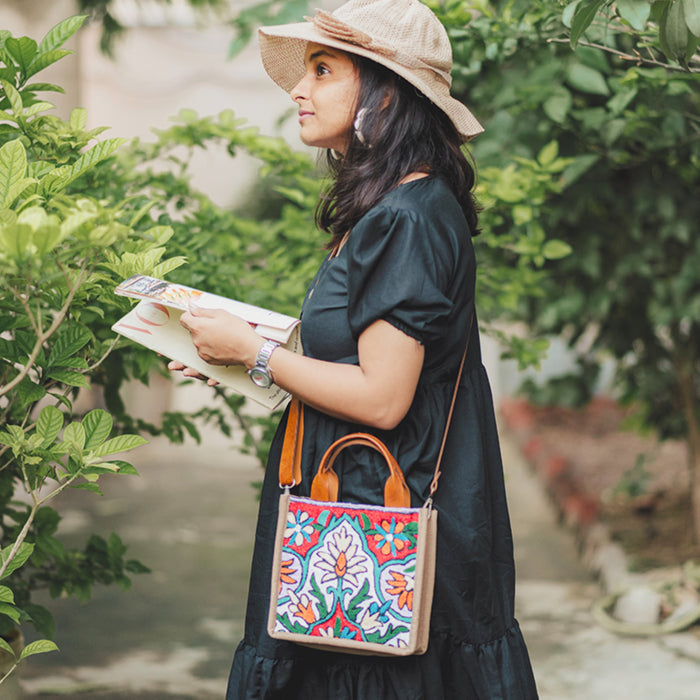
346,579 -> 370,621
309,575 -> 328,619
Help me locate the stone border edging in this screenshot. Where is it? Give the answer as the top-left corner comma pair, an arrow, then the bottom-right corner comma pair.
500,398 -> 631,593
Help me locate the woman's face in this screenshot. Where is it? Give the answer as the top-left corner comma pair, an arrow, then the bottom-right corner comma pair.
290,42 -> 361,154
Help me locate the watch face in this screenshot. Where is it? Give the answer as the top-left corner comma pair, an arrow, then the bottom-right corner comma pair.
249,367 -> 272,388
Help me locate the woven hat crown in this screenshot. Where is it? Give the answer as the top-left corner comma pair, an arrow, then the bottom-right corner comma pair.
317,0 -> 453,87
258,0 -> 483,140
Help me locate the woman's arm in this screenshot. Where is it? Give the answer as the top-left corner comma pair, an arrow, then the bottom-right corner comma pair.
177,306 -> 424,430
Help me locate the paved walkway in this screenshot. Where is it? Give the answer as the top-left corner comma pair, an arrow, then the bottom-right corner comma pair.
10,392 -> 700,699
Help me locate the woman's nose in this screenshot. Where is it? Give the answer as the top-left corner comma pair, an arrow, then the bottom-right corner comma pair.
290,74 -> 309,102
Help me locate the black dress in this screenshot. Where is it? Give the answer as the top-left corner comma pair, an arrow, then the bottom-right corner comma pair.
226,177 -> 538,699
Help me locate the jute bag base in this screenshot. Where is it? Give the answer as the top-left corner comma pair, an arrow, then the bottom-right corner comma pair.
268,433 -> 438,657
268,492 -> 437,656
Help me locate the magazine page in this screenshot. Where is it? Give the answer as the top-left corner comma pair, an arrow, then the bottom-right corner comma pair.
112,298 -> 301,410
115,274 -> 299,344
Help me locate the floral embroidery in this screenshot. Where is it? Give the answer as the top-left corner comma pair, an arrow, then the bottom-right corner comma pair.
273,499 -> 422,648
279,559 -> 295,588
359,600 -> 392,632
373,518 -> 409,556
316,525 -> 368,586
386,571 -> 414,610
284,510 -> 314,547
289,591 -> 316,625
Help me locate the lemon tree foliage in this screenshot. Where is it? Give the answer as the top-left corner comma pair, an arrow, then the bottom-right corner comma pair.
0,16 -> 168,677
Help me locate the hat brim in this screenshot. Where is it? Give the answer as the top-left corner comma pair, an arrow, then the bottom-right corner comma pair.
258,22 -> 484,141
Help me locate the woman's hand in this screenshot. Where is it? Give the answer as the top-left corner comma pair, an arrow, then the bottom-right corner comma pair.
167,360 -> 219,386
178,306 -> 264,368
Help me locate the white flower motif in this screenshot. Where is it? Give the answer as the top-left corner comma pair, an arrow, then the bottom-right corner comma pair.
316,525 -> 368,586
359,609 -> 382,633
284,510 -> 314,547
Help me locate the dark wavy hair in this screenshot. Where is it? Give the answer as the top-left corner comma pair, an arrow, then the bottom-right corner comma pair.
316,54 -> 480,249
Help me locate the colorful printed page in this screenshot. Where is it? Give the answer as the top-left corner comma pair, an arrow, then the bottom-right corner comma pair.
114,274 -> 299,344
112,277 -> 302,409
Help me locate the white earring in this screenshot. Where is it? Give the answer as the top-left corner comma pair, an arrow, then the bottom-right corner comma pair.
354,108 -> 368,145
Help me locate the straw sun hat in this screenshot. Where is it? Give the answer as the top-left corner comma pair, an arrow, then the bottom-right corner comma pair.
258,0 -> 484,141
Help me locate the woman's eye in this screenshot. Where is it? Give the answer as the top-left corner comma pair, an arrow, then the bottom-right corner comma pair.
315,64 -> 329,76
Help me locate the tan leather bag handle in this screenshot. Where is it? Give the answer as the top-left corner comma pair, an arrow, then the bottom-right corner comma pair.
310,433 -> 410,508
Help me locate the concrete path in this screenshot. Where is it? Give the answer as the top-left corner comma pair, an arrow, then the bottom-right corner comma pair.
10,397 -> 700,699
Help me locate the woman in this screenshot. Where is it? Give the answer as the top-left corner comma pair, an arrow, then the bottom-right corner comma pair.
173,0 -> 538,697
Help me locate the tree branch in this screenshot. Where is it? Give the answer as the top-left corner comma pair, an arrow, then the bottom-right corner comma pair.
548,38 -> 700,73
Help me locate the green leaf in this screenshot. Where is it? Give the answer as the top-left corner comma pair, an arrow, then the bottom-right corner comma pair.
93,434 -> 148,457
19,639 -> 59,660
0,636 -> 16,658
22,101 -> 53,118
543,90 -> 572,123
0,138 -> 27,209
543,240 -> 573,259
71,482 -> 103,495
682,0 -> 700,35
5,37 -> 38,78
0,602 -> 20,624
570,0 -> 607,48
82,409 -> 113,450
23,49 -> 71,81
46,368 -> 89,388
42,138 -> 126,195
48,325 -> 92,366
38,15 -> 87,54
616,0 -> 652,30
36,405 -> 64,447
69,107 -> 87,131
22,82 -> 65,95
0,79 -> 23,115
537,141 -> 559,167
0,585 -> 14,604
1,541 -> 34,579
62,421 -> 86,451
23,603 -> 55,639
565,63 -> 610,95
660,0 -> 690,60
107,460 -> 139,476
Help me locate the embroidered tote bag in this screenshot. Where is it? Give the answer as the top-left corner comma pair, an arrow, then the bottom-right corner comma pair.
268,431 -> 437,656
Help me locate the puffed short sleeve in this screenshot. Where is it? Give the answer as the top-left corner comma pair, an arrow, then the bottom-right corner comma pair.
347,198 -> 465,345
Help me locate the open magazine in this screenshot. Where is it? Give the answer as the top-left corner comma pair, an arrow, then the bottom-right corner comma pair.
111,274 -> 301,409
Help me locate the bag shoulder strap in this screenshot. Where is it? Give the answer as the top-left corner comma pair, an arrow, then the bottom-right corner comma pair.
426,313 -> 474,504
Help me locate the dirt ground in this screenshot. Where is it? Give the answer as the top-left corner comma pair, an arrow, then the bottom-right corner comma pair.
501,397 -> 699,571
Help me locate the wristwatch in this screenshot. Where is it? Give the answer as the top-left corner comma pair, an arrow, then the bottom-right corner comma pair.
248,339 -> 280,388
